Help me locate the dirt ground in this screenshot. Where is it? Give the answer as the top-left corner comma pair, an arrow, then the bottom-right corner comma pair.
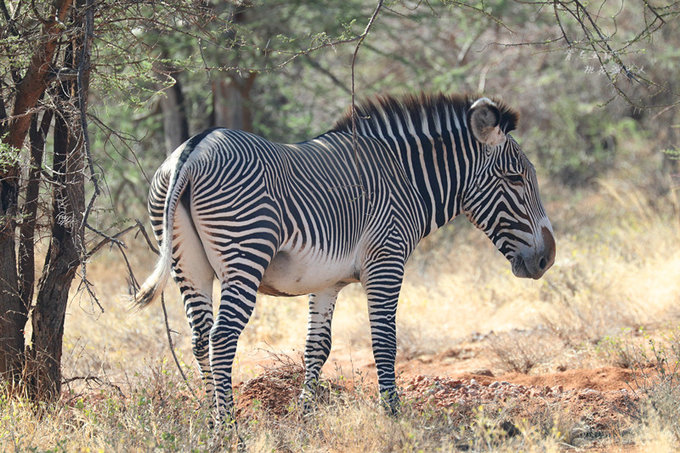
234,336 -> 645,450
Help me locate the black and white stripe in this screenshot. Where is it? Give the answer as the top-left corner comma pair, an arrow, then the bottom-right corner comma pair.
133,92 -> 555,421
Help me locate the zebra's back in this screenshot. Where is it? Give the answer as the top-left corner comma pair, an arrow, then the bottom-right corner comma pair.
149,128 -> 426,296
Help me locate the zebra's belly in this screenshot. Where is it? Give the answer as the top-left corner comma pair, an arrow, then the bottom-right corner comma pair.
259,249 -> 360,297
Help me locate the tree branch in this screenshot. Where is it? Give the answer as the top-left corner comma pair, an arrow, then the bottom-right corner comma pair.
303,55 -> 351,95
161,292 -> 198,400
3,0 -> 73,160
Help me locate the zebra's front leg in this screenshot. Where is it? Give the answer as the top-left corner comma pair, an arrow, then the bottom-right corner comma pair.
363,259 -> 404,415
300,285 -> 343,414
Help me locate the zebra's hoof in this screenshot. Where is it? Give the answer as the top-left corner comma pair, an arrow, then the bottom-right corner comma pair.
210,413 -> 244,451
299,393 -> 317,416
379,388 -> 401,417
212,408 -> 238,431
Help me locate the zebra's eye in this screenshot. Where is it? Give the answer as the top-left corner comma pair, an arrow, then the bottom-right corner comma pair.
505,174 -> 524,185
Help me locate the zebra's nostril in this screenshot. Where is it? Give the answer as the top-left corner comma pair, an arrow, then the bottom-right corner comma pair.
538,256 -> 547,270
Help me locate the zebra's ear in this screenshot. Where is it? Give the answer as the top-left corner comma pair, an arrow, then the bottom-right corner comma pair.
469,97 -> 506,147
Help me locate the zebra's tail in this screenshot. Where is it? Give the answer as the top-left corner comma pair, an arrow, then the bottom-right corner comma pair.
132,173 -> 188,309
132,139 -> 200,309
132,242 -> 172,309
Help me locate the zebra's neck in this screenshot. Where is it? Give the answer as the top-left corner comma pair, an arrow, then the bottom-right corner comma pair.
345,98 -> 481,237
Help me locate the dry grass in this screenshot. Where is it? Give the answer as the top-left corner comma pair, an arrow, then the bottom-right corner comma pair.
486,328 -> 563,373
2,176 -> 680,451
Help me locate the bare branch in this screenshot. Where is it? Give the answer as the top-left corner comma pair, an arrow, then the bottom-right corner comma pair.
85,226 -> 127,259
79,0 -> 97,233
87,114 -> 152,184
161,293 -> 198,400
553,1 -> 571,46
303,55 -> 351,95
270,34 -> 366,70
61,374 -> 125,399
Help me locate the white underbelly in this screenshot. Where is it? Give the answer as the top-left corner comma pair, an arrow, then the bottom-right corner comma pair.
260,248 -> 359,296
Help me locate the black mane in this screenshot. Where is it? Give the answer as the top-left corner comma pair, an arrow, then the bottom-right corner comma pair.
332,92 -> 519,135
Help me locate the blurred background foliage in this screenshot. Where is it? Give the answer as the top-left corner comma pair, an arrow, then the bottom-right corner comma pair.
66,0 -> 679,223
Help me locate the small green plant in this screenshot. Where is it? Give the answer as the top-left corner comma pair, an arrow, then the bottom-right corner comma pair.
620,328 -> 680,443
662,146 -> 680,160
0,140 -> 20,173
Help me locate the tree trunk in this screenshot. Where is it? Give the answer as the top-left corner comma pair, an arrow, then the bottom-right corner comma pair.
211,72 -> 256,131
25,0 -> 89,398
0,179 -> 23,386
19,112 -> 53,310
208,1 -> 256,132
162,81 -> 189,152
0,0 -> 74,389
153,61 -> 189,153
27,98 -> 85,400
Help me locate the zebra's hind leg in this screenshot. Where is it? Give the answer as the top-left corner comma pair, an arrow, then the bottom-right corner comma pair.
172,202 -> 216,407
300,284 -> 344,414
362,258 -> 405,415
209,240 -> 275,425
210,275 -> 259,424
182,285 -> 214,408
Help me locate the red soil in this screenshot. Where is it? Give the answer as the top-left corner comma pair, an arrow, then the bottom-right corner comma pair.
234,351 -> 641,434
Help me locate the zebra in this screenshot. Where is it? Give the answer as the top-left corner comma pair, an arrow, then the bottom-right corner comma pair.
133,92 -> 555,421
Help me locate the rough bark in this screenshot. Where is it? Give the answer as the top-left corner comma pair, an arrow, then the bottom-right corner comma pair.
4,0 -> 74,153
0,0 -> 73,386
27,0 -> 92,393
0,179 -> 23,384
28,100 -> 84,400
19,112 -> 53,310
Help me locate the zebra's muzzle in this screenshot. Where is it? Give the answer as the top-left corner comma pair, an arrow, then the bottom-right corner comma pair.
511,226 -> 555,280
511,254 -> 549,279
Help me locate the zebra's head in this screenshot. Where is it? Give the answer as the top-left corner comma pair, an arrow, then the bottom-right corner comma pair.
462,97 -> 555,280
